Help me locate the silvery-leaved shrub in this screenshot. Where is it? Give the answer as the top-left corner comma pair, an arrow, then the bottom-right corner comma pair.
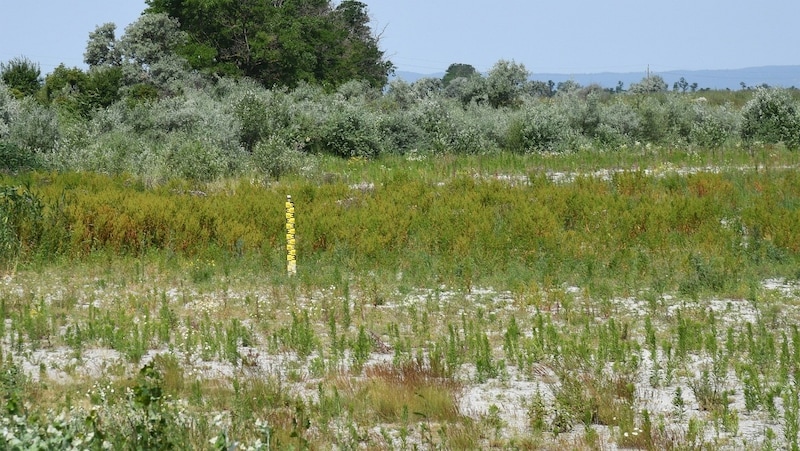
376,110 -> 423,154
690,102 -> 740,148
47,103 -> 138,174
554,88 -> 607,139
288,80 -> 326,103
411,77 -> 444,100
596,99 -> 641,147
252,135 -> 307,179
412,97 -> 487,154
0,84 -> 41,172
459,102 -> 505,153
634,96 -> 669,144
335,79 -> 381,103
661,94 -> 697,144
0,82 -> 19,138
445,109 -> 488,154
443,75 -> 489,106
740,87 -> 800,148
81,129 -> 146,175
315,100 -> 381,158
384,79 -> 416,109
505,100 -> 574,153
163,134 -> 232,181
117,13 -> 193,96
151,90 -> 241,154
7,97 -> 59,153
485,59 -> 530,108
227,83 -> 295,152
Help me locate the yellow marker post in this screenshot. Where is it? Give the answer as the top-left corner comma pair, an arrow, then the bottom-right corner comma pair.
286,195 -> 297,276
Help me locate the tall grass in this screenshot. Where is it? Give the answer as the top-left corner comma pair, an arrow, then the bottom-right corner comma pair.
3,149 -> 799,295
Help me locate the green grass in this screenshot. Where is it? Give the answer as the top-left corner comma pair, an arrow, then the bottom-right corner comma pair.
2,147 -> 800,448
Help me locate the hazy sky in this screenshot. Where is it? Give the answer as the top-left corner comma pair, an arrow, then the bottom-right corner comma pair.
1,0 -> 798,77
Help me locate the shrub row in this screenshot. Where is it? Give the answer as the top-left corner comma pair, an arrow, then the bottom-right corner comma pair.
1,79 -> 799,181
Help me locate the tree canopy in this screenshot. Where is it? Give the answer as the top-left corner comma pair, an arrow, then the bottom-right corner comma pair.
0,57 -> 42,98
143,0 -> 393,89
442,63 -> 479,87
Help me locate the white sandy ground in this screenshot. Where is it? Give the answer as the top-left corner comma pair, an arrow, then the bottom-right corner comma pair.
461,162 -> 797,187
3,273 -> 800,449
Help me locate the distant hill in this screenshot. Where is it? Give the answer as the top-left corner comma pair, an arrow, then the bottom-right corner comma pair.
393,66 -> 800,91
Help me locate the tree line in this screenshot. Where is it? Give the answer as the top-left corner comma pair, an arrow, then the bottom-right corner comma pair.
1,4 -> 799,181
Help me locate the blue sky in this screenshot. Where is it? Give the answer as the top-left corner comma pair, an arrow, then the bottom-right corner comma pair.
1,0 -> 798,77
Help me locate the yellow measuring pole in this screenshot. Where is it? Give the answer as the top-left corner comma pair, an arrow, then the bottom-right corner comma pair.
286,195 -> 296,276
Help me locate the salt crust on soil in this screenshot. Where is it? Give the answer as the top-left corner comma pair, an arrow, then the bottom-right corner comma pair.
3,274 -> 800,449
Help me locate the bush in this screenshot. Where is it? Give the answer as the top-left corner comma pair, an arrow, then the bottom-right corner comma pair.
6,98 -> 60,153
163,135 -> 234,182
506,100 -> 574,153
86,130 -> 148,175
444,75 -> 488,106
335,79 -> 381,102
635,96 -> 671,144
384,79 -> 417,109
413,98 -> 487,154
486,59 -> 529,108
596,100 -> 640,147
556,89 -> 604,138
661,94 -> 697,145
0,141 -> 40,173
0,56 -> 41,98
740,87 -> 800,148
315,101 -> 381,158
0,83 -> 20,138
690,103 -> 740,148
252,135 -> 308,179
230,84 -> 295,152
233,91 -> 272,152
376,110 -> 423,154
150,91 -> 242,154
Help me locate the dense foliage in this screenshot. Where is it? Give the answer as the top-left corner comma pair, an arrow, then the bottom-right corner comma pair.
143,0 -> 393,88
2,161 -> 800,292
0,57 -> 42,98
1,8 -> 799,183
2,68 -> 800,182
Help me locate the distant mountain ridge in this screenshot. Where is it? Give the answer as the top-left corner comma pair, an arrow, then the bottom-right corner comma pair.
393,65 -> 800,91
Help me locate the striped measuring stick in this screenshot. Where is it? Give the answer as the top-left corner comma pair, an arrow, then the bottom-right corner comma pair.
286,195 -> 296,276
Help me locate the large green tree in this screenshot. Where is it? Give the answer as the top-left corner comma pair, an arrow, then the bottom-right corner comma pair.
0,57 -> 42,98
442,63 -> 479,87
143,0 -> 393,88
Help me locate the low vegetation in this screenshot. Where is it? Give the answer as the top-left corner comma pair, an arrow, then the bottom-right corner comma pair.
1,146 -> 800,449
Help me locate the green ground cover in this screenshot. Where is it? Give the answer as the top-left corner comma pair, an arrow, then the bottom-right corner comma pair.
2,147 -> 800,449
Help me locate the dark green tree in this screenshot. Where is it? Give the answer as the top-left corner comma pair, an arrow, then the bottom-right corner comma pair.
42,64 -> 122,116
0,57 -> 42,98
42,65 -> 88,102
442,63 -> 479,87
143,0 -> 393,88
